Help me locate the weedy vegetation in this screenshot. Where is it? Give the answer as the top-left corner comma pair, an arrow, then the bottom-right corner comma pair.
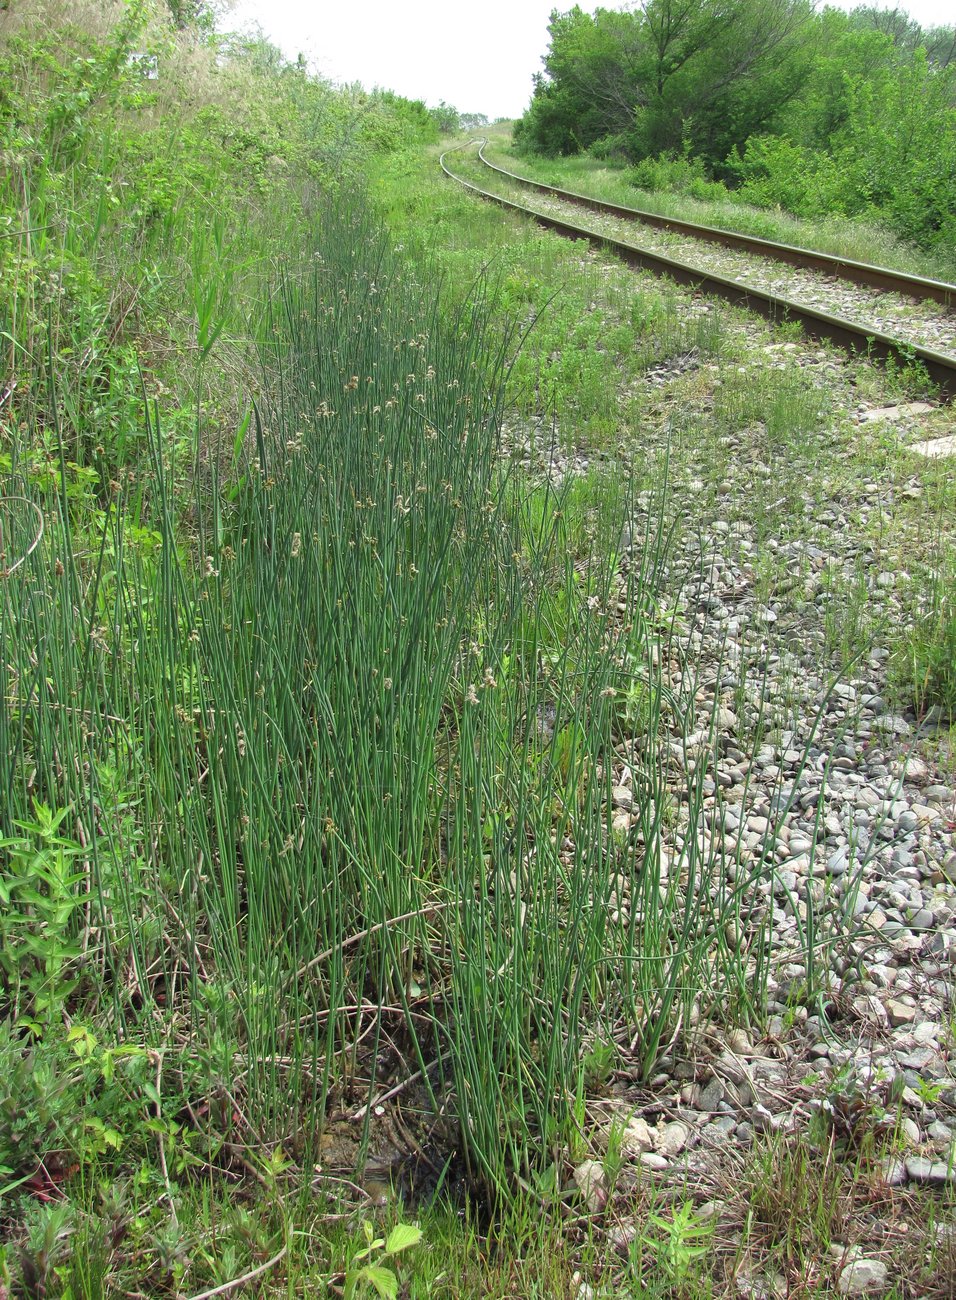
1,1 -> 954,1296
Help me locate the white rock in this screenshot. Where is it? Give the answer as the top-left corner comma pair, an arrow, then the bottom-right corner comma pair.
909,803 -> 941,824
910,434 -> 956,458
572,1160 -> 607,1213
608,1220 -> 639,1251
751,1104 -> 782,1133
654,1120 -> 690,1157
912,1022 -> 940,1046
906,1155 -> 955,1185
900,1117 -> 921,1144
885,998 -> 916,1027
622,1116 -> 654,1155
862,401 -> 932,423
837,1258 -> 889,1296
640,1151 -> 669,1170
571,1272 -> 595,1300
726,1028 -> 754,1056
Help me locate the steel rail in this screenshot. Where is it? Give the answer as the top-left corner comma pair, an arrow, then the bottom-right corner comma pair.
474,142 -> 956,310
439,150 -> 956,400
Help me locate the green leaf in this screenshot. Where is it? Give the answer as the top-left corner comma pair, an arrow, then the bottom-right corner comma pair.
352,1236 -> 385,1263
360,1264 -> 398,1300
384,1224 -> 422,1256
67,1025 -> 97,1057
0,1169 -> 39,1198
199,318 -> 224,360
232,410 -> 251,463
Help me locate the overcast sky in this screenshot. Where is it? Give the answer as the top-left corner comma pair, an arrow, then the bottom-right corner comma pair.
224,1 -> 956,122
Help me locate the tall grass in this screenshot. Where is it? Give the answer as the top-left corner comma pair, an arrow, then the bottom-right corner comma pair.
1,184 -> 832,1206
1,13 -> 848,1236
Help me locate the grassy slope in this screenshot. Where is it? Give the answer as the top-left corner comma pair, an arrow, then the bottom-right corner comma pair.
0,6 -> 752,1293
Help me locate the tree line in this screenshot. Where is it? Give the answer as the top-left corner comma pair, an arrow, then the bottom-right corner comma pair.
514,2 -> 956,248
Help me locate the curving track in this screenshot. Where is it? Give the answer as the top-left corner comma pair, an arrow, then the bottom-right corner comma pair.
476,145 -> 955,309
440,142 -> 956,400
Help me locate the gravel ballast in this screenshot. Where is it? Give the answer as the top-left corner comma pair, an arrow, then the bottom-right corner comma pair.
499,230 -> 956,1291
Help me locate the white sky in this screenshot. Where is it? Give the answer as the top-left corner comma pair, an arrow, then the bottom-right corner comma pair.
223,1 -> 956,122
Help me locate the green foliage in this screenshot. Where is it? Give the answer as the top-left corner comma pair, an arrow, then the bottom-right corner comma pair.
627,151 -> 730,203
0,5 -> 876,1292
0,1019 -> 147,1193
0,0 -> 442,488
515,1 -> 814,163
428,98 -> 460,134
831,51 -> 956,249
730,46 -> 956,248
2,125 -> 790,1241
893,564 -> 956,722
728,134 -> 850,217
514,6 -> 637,156
580,1038 -> 616,1091
0,803 -> 87,1027
641,1200 -> 714,1285
514,0 -> 956,249
164,0 -> 216,30
0,161 -> 686,1217
343,1221 -> 423,1300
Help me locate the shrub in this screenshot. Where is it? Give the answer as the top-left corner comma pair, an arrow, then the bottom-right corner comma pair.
728,135 -> 849,218
587,132 -> 631,161
627,152 -> 731,203
893,567 -> 956,723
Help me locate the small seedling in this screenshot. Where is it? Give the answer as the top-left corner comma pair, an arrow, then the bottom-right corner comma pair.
581,1039 -> 616,1092
643,1199 -> 713,1285
913,1077 -> 945,1107
343,1221 -> 423,1300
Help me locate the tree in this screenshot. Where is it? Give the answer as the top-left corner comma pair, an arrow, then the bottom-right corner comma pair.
924,25 -> 956,69
515,0 -> 812,164
514,6 -> 648,152
165,0 -> 218,30
429,100 -> 460,133
843,5 -> 956,69
850,4 -> 922,47
777,11 -> 900,147
635,0 -> 813,160
642,0 -> 735,99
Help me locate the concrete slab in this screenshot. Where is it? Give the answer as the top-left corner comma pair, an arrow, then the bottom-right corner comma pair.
861,402 -> 934,423
909,434 -> 956,458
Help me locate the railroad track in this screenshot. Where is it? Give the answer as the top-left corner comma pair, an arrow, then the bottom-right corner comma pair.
439,143 -> 956,400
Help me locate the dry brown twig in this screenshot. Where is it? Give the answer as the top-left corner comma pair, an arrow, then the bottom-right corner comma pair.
0,496 -> 44,578
183,1244 -> 288,1300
